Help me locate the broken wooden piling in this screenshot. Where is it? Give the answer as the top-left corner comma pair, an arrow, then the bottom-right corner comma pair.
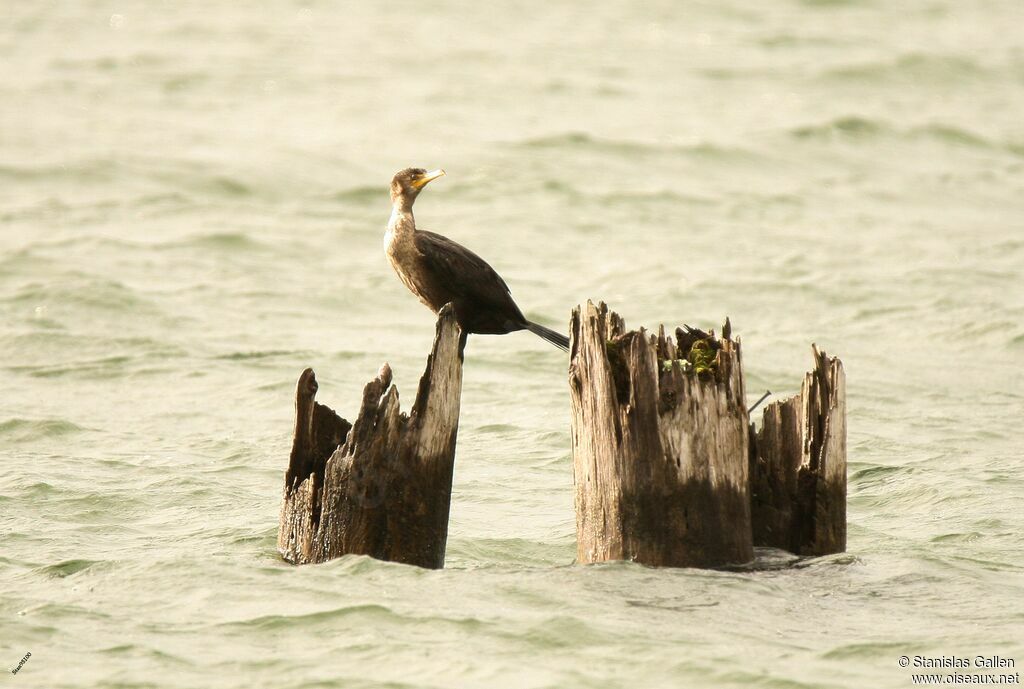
568,301 -> 847,568
277,304 -> 463,569
568,301 -> 754,568
749,346 -> 846,556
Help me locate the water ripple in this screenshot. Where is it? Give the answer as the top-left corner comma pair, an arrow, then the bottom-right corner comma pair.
0,418 -> 88,442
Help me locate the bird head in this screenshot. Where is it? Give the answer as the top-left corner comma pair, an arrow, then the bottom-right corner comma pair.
390,167 -> 445,206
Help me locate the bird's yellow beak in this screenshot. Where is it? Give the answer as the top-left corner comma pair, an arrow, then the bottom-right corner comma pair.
411,169 -> 445,189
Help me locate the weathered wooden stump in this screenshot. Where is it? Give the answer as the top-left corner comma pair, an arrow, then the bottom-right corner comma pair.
750,346 -> 846,556
278,304 -> 463,569
568,301 -> 753,568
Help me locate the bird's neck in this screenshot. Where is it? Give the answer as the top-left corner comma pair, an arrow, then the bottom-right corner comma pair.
388,203 -> 416,238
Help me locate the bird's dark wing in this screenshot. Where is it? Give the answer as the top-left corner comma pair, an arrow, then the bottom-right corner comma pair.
413,230 -> 527,331
414,230 -> 511,301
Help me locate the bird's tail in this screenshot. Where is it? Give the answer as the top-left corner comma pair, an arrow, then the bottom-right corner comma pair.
526,321 -> 570,352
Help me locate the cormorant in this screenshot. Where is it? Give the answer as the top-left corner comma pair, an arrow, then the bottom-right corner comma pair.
385,167 -> 569,351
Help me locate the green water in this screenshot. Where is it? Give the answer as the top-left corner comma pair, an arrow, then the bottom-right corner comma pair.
2,1 -> 1023,687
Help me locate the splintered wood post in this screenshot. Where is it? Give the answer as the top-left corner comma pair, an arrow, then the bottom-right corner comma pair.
750,346 -> 846,556
278,304 -> 463,569
568,301 -> 753,568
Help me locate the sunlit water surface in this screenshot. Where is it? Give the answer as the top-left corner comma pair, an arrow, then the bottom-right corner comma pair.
2,1 -> 1023,687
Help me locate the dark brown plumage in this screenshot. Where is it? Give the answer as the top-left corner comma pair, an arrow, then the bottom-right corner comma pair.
385,168 -> 568,351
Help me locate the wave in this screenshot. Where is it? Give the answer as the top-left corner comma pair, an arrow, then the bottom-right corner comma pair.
0,417 -> 88,441
2,330 -> 189,379
0,192 -> 195,225
515,614 -> 614,648
473,423 -> 519,434
517,131 -> 596,149
850,464 -> 906,486
50,52 -> 171,72
162,72 -> 209,93
817,53 -> 988,84
2,235 -> 149,257
11,355 -> 137,380
799,0 -> 866,5
7,275 -> 154,313
0,155 -> 276,202
447,537 -> 573,568
220,603 -> 487,635
141,165 -> 260,199
912,123 -> 993,148
790,116 -> 887,140
35,558 -> 102,578
908,124 -> 1022,157
97,643 -> 193,667
823,641 -> 910,660
0,159 -> 118,182
164,231 -> 269,252
931,532 -> 982,544
785,116 -> 1022,156
3,230 -> 271,258
595,189 -> 719,207
223,604 -> 398,630
212,348 -> 317,361
512,131 -> 756,160
327,185 -> 387,204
